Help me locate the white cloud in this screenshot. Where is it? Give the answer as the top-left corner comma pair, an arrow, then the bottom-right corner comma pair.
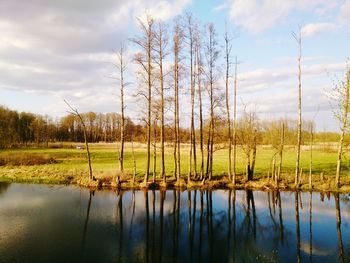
0,0 -> 191,117
301,23 -> 337,38
138,0 -> 192,22
338,0 -> 350,27
226,0 -> 341,34
212,3 -> 228,12
228,0 -> 293,33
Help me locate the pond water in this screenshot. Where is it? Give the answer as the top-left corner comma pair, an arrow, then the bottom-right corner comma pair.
0,183 -> 349,263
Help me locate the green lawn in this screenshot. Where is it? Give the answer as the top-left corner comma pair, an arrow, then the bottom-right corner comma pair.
0,142 -> 348,188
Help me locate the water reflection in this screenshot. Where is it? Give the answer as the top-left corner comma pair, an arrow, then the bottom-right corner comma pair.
1,183 -> 350,263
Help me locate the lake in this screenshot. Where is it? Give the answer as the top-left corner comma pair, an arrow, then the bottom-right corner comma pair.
0,183 -> 349,262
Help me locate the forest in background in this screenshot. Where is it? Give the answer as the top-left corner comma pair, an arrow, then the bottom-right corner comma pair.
0,104 -> 343,148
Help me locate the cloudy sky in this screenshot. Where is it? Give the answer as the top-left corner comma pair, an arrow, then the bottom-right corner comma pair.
0,0 -> 349,131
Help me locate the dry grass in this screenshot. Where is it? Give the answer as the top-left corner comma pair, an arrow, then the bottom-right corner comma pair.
0,153 -> 57,166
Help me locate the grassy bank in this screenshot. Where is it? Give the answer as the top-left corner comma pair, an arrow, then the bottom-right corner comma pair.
0,142 -> 349,192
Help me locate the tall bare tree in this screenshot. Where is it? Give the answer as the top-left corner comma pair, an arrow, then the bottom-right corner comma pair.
116,44 -> 127,185
132,15 -> 155,184
233,56 -> 238,184
153,22 -> 168,182
186,13 -> 197,182
173,19 -> 183,181
224,24 -> 233,181
204,23 -> 219,180
195,29 -> 205,180
64,100 -> 93,180
292,28 -> 303,188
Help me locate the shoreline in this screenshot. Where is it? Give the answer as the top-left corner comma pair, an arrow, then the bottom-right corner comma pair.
1,175 -> 350,194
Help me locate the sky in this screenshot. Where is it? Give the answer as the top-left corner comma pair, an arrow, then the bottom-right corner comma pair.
0,0 -> 349,131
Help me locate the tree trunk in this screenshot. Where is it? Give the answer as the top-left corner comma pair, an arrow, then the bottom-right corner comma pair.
336,70 -> 350,187
278,122 -> 285,182
173,24 -> 181,181
131,136 -> 136,183
224,27 -> 232,181
118,46 -> 125,177
82,121 -> 93,180
156,23 -> 166,182
295,30 -> 302,188
233,57 -> 238,184
251,131 -> 257,179
196,42 -> 204,180
309,123 -> 313,188
153,119 -> 157,183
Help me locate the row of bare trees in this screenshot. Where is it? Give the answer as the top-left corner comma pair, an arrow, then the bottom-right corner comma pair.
112,15 -> 350,188
125,14 -> 241,185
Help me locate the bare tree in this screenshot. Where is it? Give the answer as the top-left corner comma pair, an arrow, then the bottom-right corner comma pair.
173,19 -> 184,182
185,13 -> 197,182
204,23 -> 219,180
132,15 -> 155,185
195,28 -> 205,180
264,119 -> 285,184
153,22 -> 168,182
233,56 -> 238,184
116,44 -> 127,185
64,100 -> 93,180
224,24 -> 233,181
237,107 -> 259,180
292,28 -> 303,188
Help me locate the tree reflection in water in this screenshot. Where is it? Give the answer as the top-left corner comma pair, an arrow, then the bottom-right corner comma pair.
73,189 -> 350,263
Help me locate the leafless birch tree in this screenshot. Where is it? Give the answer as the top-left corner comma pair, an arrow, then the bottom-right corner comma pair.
292,28 -> 303,188
132,15 -> 155,184
153,22 -> 168,182
224,25 -> 233,181
204,23 -> 219,180
116,44 -> 127,185
173,19 -> 183,181
185,13 -> 197,182
195,29 -> 205,180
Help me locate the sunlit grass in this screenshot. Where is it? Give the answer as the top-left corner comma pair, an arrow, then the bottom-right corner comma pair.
0,142 -> 349,191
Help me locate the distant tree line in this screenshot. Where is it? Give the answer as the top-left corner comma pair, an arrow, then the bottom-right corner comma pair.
0,106 -> 142,147
1,104 -> 339,148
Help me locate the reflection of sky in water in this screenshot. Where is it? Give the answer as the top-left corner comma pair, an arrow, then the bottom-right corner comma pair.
0,183 -> 349,263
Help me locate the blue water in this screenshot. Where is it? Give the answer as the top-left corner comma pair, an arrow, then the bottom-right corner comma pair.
0,183 -> 348,262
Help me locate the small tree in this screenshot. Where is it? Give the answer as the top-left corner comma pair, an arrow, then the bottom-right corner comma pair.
64,100 -> 93,180
329,65 -> 350,188
237,107 -> 260,181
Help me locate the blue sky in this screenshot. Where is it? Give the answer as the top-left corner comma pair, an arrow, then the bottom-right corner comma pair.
0,0 -> 349,131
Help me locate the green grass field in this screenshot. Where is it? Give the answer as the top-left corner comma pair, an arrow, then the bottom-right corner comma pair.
1,142 -> 349,192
